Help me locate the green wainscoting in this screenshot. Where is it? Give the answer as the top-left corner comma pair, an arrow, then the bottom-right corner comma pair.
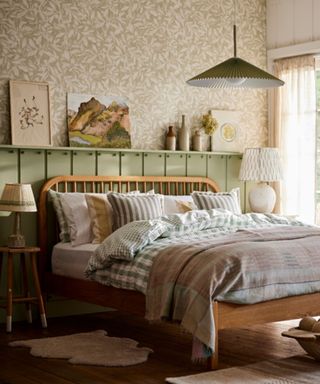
0,145 -> 245,324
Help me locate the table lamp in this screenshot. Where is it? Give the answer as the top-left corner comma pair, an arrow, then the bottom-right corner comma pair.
239,147 -> 282,213
0,183 -> 37,248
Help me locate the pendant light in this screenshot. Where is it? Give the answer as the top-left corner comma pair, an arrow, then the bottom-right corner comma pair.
187,2 -> 284,89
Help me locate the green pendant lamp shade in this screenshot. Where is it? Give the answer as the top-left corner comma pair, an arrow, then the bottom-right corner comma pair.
187,26 -> 284,89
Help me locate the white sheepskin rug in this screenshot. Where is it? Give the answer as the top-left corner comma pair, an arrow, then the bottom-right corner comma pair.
9,330 -> 153,366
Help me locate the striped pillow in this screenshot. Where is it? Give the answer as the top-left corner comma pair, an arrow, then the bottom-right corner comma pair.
108,192 -> 164,230
85,194 -> 113,243
192,188 -> 241,214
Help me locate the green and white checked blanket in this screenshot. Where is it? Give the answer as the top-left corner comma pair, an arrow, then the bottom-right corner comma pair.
85,210 -> 306,294
86,210 -> 320,358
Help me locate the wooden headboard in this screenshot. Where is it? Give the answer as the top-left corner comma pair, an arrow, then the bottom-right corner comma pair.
38,175 -> 220,277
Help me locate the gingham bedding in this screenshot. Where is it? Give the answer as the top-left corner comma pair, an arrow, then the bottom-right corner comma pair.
85,211 -> 307,294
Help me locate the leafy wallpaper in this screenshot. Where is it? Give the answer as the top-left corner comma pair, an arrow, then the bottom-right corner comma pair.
0,0 -> 268,150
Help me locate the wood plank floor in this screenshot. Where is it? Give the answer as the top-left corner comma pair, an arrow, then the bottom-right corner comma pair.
0,311 -> 306,384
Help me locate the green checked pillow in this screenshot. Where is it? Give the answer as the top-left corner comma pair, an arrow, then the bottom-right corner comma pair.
48,190 -> 70,242
85,220 -> 167,275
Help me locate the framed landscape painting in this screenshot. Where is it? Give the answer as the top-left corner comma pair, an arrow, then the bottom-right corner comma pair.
10,80 -> 52,146
67,93 -> 131,148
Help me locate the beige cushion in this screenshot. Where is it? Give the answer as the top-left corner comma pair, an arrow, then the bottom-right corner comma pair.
85,194 -> 113,244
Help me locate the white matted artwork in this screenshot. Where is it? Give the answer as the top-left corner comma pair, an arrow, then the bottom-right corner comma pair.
9,80 -> 52,146
210,110 -> 241,152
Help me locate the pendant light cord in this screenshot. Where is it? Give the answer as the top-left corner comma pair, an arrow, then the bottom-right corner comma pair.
233,0 -> 237,57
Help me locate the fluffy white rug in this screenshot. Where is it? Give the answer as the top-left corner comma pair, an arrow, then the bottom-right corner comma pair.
9,330 -> 153,366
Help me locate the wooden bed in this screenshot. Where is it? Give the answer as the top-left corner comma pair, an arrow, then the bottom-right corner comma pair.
38,175 -> 320,369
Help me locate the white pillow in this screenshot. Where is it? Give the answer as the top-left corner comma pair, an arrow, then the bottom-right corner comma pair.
163,195 -> 197,215
60,193 -> 93,246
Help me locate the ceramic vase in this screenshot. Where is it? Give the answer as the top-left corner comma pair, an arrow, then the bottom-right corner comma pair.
178,114 -> 189,151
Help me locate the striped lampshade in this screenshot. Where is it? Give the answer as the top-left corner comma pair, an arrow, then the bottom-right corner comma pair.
239,148 -> 282,182
0,183 -> 37,212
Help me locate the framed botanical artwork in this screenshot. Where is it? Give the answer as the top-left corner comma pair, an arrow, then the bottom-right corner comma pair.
67,93 -> 131,148
9,80 -> 52,146
210,110 -> 241,152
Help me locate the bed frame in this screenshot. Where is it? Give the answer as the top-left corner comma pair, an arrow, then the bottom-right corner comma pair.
38,175 -> 320,369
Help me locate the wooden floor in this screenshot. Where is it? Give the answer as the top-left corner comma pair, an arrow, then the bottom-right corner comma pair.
0,310 -> 305,384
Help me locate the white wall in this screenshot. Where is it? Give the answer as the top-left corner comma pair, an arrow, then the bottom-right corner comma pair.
267,0 -> 320,49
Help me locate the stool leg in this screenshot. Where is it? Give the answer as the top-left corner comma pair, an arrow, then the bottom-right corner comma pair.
30,252 -> 47,328
21,253 -> 32,324
6,253 -> 13,333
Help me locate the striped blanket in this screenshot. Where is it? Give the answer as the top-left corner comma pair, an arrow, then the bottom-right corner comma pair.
145,225 -> 320,358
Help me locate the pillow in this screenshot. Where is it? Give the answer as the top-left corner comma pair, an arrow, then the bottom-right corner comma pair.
48,190 -> 70,242
86,219 -> 168,274
192,188 -> 241,214
60,193 -> 93,246
107,192 -> 164,230
162,195 -> 197,215
85,194 -> 113,244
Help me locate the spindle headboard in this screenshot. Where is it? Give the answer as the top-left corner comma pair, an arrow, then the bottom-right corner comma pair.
38,175 -> 220,276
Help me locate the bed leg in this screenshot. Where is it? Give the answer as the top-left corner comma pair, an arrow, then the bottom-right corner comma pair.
207,301 -> 219,370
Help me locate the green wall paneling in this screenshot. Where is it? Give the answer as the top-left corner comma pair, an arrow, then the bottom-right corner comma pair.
207,154 -> 227,191
72,150 -> 96,175
19,149 -> 46,196
226,155 -> 245,212
97,151 -> 120,176
46,150 -> 71,179
0,148 -> 18,196
165,153 -> 186,176
120,152 -> 143,176
186,153 -> 207,177
20,149 -> 46,245
0,149 -> 19,244
143,153 -> 165,176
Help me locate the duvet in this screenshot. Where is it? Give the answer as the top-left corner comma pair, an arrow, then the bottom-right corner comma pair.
86,210 -> 320,357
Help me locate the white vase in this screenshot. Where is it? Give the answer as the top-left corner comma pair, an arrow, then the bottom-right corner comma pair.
192,130 -> 202,151
178,114 -> 189,151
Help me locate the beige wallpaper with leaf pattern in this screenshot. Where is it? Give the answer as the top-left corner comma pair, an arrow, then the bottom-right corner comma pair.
0,0 -> 267,150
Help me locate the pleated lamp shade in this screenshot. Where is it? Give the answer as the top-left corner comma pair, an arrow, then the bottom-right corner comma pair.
0,184 -> 36,248
239,148 -> 282,182
187,26 -> 284,89
0,184 -> 37,212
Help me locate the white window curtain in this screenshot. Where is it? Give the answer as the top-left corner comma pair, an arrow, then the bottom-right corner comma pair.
270,55 -> 316,223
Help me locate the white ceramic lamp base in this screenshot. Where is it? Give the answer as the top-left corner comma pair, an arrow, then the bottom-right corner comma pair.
248,182 -> 276,214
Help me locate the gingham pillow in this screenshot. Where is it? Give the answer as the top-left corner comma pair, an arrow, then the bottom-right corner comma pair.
108,192 -> 163,230
192,188 -> 241,214
85,220 -> 167,275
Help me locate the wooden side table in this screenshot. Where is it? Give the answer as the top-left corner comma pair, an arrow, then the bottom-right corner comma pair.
0,246 -> 47,332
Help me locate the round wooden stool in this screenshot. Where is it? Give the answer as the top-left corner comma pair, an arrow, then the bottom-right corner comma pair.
0,246 -> 47,332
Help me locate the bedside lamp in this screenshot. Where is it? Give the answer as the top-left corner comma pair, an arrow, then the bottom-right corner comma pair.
239,147 -> 282,213
0,184 -> 37,248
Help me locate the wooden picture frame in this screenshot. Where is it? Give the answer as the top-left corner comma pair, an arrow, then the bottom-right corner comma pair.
9,80 -> 52,146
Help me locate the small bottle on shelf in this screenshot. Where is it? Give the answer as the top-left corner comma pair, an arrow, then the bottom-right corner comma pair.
165,126 -> 176,151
